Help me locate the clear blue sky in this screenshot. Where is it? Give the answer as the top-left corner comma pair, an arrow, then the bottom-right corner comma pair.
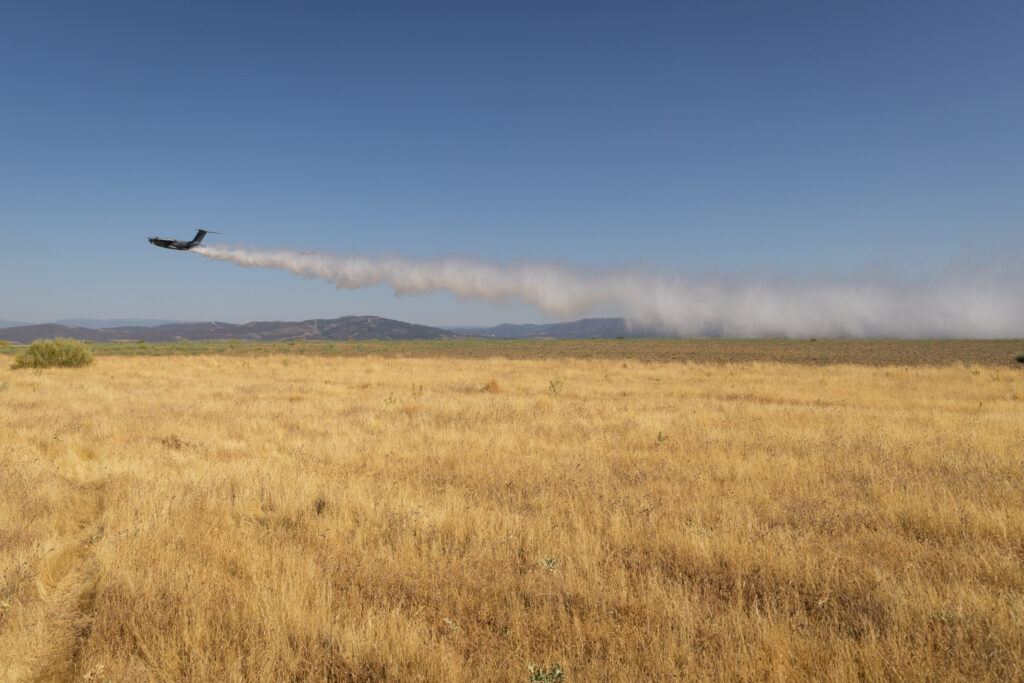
2,1 -> 1022,326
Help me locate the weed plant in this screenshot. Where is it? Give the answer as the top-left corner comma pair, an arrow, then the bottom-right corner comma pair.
528,664 -> 565,683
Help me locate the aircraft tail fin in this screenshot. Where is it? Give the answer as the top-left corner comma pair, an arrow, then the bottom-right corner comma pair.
191,229 -> 220,245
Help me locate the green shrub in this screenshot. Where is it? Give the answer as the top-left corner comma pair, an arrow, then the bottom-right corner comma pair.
0,340 -> 10,346
1016,353 -> 1024,364
12,337 -> 94,369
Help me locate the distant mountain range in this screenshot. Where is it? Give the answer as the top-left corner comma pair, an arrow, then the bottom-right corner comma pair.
55,318 -> 191,329
0,319 -> 187,329
0,316 -> 461,344
0,316 -> 669,344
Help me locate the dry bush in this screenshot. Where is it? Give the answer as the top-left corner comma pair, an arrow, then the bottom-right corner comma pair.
0,355 -> 1022,681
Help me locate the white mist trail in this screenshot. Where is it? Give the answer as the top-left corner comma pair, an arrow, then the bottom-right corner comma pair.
194,244 -> 1024,338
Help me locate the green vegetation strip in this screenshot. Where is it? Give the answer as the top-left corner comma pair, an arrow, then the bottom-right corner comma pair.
3,338 -> 1023,366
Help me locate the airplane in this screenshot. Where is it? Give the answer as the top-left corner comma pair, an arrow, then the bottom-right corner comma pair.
148,229 -> 219,251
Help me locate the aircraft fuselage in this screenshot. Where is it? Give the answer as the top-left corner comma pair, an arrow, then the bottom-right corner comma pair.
148,238 -> 196,250
148,229 -> 217,251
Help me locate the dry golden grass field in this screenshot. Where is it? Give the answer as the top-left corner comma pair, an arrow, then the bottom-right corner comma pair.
1,352 -> 1023,681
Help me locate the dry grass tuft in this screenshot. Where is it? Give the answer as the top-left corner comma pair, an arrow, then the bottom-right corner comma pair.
1,355 -> 1022,680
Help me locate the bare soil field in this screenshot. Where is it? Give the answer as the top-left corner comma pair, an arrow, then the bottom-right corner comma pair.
1,354 -> 1022,680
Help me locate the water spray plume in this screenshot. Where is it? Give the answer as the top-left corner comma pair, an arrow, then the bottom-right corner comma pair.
194,244 -> 1024,338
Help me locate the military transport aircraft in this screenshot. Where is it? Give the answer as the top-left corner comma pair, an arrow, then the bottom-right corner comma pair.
148,229 -> 219,251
